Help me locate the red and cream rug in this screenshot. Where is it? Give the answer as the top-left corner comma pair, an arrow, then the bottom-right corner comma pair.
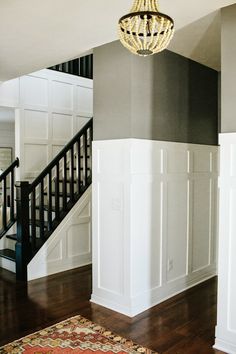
0,315 -> 156,354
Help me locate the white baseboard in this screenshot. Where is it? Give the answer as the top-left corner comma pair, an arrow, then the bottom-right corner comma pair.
90,294 -> 133,317
91,272 -> 217,317
214,338 -> 236,354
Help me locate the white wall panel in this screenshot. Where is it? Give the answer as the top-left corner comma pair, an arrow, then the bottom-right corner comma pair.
24,144 -> 48,175
24,110 -> 48,139
76,86 -> 93,116
98,181 -> 124,296
192,178 -> 211,272
28,187 -> 92,280
131,178 -> 162,295
167,149 -> 189,174
48,241 -> 63,262
193,150 -> 212,173
52,113 -> 73,140
92,139 -> 218,317
67,223 -> 90,257
131,142 -> 162,175
20,75 -> 48,108
52,81 -> 73,111
166,179 -> 188,282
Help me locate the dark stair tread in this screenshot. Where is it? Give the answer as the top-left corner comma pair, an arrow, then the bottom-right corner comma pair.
6,234 -> 17,241
6,234 -> 44,249
0,248 -> 16,261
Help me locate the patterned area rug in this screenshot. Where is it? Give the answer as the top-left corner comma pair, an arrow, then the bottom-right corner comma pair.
0,315 -> 156,353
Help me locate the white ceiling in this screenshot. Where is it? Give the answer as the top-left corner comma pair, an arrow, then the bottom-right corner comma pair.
0,0 -> 235,80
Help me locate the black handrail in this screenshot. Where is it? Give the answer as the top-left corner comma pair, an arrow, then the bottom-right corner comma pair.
0,158 -> 19,238
15,119 -> 93,280
0,158 -> 19,182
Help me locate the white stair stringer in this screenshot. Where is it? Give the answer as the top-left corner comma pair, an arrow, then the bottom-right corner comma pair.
0,223 -> 17,273
0,257 -> 16,274
28,186 -> 92,281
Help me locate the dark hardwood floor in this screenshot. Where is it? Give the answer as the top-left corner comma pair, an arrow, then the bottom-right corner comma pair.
0,266 -> 224,353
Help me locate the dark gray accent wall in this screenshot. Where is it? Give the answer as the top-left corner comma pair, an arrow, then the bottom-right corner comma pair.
93,41 -> 132,140
94,41 -> 218,145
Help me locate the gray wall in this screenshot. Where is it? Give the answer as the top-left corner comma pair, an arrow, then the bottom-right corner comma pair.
221,4 -> 236,133
94,41 -> 218,145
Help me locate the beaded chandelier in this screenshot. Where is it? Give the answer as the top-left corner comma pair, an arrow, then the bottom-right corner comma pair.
118,0 -> 174,56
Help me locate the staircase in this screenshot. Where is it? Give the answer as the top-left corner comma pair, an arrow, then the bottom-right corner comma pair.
0,119 -> 92,280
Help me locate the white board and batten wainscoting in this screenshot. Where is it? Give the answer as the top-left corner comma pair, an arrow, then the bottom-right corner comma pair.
214,133 -> 236,354
91,139 -> 218,317
0,70 -> 93,279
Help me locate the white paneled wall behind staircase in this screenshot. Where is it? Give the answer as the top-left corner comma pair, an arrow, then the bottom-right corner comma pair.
91,139 -> 218,317
0,69 -> 93,180
16,70 -> 93,180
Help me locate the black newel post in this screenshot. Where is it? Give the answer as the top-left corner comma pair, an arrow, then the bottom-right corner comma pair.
15,181 -> 31,281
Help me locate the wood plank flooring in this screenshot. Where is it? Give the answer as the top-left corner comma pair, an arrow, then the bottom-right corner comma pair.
0,266 -> 224,353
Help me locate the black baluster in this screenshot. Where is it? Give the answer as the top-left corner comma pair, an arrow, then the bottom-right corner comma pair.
89,124 -> 93,181
63,154 -> 67,211
31,189 -> 36,252
81,57 -> 87,77
15,181 -> 31,281
69,61 -> 73,75
48,171 -> 53,231
39,180 -> 45,241
77,140 -> 81,195
10,170 -> 14,222
85,55 -> 90,79
73,59 -> 79,76
55,163 -> 60,220
62,62 -> 68,74
70,146 -> 75,201
84,131 -> 88,186
2,177 -> 7,229
90,55 -> 93,79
